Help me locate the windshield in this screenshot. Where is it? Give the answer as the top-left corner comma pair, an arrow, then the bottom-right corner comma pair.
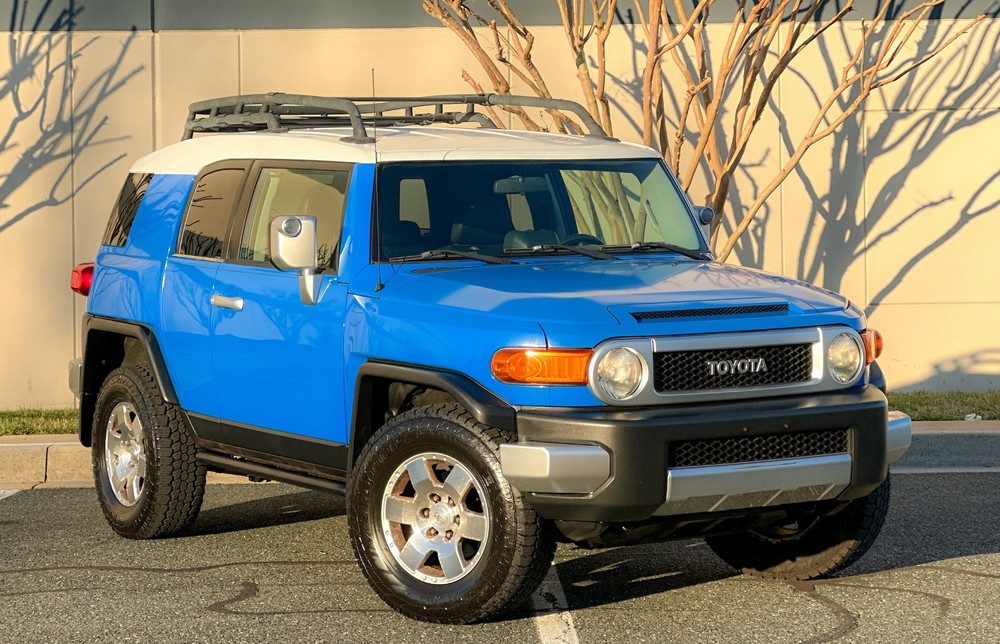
375,159 -> 703,261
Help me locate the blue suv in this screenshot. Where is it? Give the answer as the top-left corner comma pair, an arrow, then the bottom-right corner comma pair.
69,93 -> 911,623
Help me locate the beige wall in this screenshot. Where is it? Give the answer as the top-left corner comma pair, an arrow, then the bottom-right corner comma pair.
0,19 -> 997,409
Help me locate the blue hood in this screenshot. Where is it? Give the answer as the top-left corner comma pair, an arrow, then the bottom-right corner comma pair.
383,258 -> 849,327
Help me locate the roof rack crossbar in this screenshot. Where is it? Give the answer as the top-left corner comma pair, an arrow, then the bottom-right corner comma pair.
182,93 -> 610,142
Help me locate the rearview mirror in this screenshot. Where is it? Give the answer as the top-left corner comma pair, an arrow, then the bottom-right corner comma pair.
493,175 -> 548,194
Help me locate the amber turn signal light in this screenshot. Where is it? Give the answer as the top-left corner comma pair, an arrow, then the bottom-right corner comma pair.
861,329 -> 883,364
491,348 -> 592,384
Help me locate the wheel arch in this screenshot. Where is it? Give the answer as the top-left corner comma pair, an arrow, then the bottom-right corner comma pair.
79,316 -> 178,447
348,361 -> 516,472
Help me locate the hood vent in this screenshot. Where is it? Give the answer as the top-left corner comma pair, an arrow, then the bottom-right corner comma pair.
632,303 -> 789,321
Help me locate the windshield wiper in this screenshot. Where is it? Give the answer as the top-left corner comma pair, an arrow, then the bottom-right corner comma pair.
391,249 -> 508,265
602,241 -> 708,261
504,244 -> 616,261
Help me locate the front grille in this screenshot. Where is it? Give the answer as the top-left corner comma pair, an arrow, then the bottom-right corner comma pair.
632,304 -> 788,321
653,343 -> 812,392
668,428 -> 849,468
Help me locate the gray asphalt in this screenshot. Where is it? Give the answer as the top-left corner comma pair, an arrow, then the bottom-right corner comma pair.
1,466 -> 998,643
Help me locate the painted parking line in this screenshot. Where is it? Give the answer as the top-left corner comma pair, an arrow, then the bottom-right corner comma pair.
893,466 -> 1000,474
532,565 -> 580,644
0,491 -> 18,502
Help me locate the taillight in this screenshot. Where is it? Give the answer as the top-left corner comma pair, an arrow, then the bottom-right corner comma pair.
70,263 -> 94,296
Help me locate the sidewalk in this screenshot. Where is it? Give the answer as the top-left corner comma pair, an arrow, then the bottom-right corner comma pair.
2,422 -> 998,489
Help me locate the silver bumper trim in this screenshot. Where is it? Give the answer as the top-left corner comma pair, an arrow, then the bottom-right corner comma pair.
887,410 -> 912,464
500,442 -> 610,494
68,358 -> 83,399
654,453 -> 853,516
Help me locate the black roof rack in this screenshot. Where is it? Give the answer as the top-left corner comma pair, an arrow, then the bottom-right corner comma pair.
182,92 -> 610,143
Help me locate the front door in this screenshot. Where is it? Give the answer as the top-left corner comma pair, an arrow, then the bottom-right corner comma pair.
209,164 -> 353,446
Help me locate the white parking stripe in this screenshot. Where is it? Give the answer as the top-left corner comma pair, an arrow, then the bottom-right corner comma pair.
893,467 -> 1000,474
532,566 -> 580,644
0,491 -> 18,502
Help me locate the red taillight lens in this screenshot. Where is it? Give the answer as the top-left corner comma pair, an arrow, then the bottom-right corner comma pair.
70,263 -> 94,296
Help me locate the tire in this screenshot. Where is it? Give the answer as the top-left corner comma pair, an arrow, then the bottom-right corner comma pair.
92,365 -> 206,539
347,403 -> 555,624
705,475 -> 891,581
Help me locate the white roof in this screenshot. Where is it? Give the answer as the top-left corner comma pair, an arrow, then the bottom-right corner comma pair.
129,127 -> 661,175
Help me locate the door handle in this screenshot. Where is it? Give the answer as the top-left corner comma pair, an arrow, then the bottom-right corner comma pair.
210,294 -> 245,311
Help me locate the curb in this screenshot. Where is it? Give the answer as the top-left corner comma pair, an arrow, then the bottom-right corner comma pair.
0,434 -> 249,490
2,422 -> 999,489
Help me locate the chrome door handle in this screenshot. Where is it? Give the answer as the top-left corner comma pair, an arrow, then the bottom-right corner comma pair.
210,294 -> 245,311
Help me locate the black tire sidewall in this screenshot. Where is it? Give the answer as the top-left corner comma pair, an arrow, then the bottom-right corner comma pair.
92,367 -> 160,534
349,415 -> 519,620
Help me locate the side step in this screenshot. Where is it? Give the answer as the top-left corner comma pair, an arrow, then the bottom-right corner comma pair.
197,451 -> 347,495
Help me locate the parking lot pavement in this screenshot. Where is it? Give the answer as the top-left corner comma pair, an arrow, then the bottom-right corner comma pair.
2,468 -> 998,643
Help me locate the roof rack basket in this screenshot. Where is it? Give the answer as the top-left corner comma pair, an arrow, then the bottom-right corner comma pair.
182,93 -> 610,142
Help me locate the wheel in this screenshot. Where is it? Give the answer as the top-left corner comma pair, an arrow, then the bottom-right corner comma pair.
560,233 -> 604,246
347,403 -> 555,624
92,365 -> 206,539
705,476 -> 891,581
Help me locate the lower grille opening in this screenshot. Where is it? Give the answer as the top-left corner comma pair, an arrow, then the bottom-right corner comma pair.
668,428 -> 849,468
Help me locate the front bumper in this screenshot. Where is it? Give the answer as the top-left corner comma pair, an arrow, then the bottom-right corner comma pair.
500,386 -> 909,523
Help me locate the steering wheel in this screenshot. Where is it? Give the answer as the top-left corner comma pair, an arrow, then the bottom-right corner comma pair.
559,234 -> 604,247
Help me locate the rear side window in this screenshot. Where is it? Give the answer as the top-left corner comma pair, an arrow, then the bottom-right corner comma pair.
102,173 -> 152,247
178,167 -> 246,259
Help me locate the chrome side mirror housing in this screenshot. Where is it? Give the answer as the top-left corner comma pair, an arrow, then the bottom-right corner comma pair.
695,206 -> 715,242
269,216 -> 321,305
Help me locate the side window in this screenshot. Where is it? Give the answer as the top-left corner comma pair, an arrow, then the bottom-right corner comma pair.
240,167 -> 349,269
179,168 -> 245,259
399,178 -> 429,230
102,172 -> 152,247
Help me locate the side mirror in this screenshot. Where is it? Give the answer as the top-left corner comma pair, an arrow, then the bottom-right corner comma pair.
269,216 -> 321,305
270,215 -> 318,271
695,206 -> 714,242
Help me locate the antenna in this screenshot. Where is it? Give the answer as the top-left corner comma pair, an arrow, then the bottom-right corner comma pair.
372,69 -> 385,293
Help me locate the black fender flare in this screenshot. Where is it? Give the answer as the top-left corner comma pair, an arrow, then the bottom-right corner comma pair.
78,315 -> 178,446
348,360 -> 516,470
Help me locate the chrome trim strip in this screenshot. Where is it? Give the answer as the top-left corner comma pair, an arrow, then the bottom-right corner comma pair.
654,453 -> 852,516
887,411 -> 912,464
499,442 -> 610,494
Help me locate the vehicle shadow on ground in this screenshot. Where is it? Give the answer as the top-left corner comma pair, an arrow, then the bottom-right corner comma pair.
185,487 -> 345,537
549,473 -> 1000,612
550,539 -> 737,611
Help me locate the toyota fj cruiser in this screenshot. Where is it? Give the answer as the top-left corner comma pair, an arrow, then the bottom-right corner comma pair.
69,93 -> 911,623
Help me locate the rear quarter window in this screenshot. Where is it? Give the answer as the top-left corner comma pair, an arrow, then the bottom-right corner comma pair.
102,173 -> 153,247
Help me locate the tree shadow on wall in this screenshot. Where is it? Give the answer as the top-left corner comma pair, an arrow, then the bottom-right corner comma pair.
894,348 -> 1000,392
784,6 -> 1000,310
0,0 -> 142,235
603,5 -> 998,301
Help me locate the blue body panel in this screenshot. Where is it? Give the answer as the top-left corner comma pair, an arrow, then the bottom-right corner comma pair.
86,161 -> 871,444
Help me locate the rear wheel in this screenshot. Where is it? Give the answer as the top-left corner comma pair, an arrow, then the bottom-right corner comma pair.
706,476 -> 891,580
92,365 -> 205,539
347,403 -> 555,624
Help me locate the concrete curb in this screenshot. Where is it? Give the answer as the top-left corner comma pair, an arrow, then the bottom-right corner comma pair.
2,421 -> 999,489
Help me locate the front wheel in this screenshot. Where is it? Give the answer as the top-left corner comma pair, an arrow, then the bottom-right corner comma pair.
347,404 -> 555,624
706,476 -> 891,581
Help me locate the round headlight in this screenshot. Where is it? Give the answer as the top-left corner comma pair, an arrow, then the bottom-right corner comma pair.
595,347 -> 645,400
828,333 -> 863,383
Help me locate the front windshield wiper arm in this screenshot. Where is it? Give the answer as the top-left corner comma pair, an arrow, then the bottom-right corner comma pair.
602,241 -> 708,261
504,244 -> 616,261
391,249 -> 508,265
